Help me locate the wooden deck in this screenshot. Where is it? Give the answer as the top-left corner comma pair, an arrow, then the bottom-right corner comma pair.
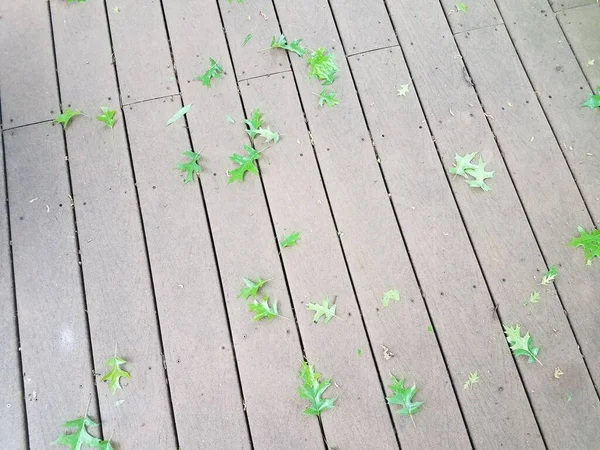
1,0 -> 599,448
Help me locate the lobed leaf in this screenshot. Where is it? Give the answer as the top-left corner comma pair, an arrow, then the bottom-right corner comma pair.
270,34 -> 306,57
504,325 -> 541,364
248,295 -> 279,321
298,361 -> 336,416
568,226 -> 600,265
280,231 -> 300,248
228,145 -> 260,183
195,58 -> 223,87
52,415 -> 113,450
176,151 -> 202,183
318,88 -> 339,107
307,48 -> 338,85
540,266 -> 557,285
581,86 -> 600,110
307,298 -> 336,323
238,277 -> 268,300
95,107 -> 117,128
382,289 -> 400,307
54,108 -> 82,129
386,375 -> 423,416
100,356 -> 131,394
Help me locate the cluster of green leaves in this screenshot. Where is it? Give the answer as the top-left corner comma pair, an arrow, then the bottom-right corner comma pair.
55,107 -> 119,130
176,151 -> 202,183
386,375 -> 423,416
228,145 -> 260,183
195,58 -> 223,87
280,231 -> 300,248
244,108 -> 280,143
504,325 -> 541,365
307,298 -> 337,323
270,34 -> 306,57
298,361 -> 336,416
318,88 -> 339,107
448,152 -> 494,191
568,226 -> 600,265
53,415 -> 112,450
307,48 -> 338,85
581,86 -> 600,110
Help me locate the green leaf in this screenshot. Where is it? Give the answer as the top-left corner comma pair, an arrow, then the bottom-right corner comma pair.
176,151 -> 202,183
426,325 -> 433,332
65,0 -> 87,3
448,152 -> 477,179
225,114 -> 235,124
255,127 -> 280,143
307,48 -> 338,85
195,58 -> 223,87
237,277 -> 268,300
298,361 -> 336,416
307,298 -> 336,323
54,108 -> 82,129
382,289 -> 400,307
100,356 -> 131,394
456,3 -> 468,12
280,231 -> 300,248
581,86 -> 600,110
228,145 -> 260,183
244,108 -> 264,138
463,371 -> 479,389
465,157 -> 494,191
386,375 -> 423,416
504,325 -> 541,364
318,88 -> 339,107
248,294 -> 279,321
540,266 -> 557,285
357,348 -> 362,356
270,34 -> 306,57
242,34 -> 252,46
166,104 -> 192,126
568,226 -> 600,264
95,107 -> 117,129
396,84 -> 409,96
52,415 -> 107,450
524,291 -> 540,306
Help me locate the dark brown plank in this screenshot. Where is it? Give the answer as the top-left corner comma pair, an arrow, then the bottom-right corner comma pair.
494,0 -> 600,224
161,1 -> 324,448
0,2 -> 59,128
49,1 -> 176,447
558,4 -> 600,88
549,0 -> 598,12
240,75 -> 400,449
123,96 -> 250,449
104,0 -> 176,104
0,133 -> 27,449
4,123 -> 97,449
456,25 -> 600,446
438,0 -> 503,33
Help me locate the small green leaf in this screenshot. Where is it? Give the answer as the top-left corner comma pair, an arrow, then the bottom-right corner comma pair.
238,277 -> 268,300
463,371 -> 479,389
448,152 -> 477,179
465,157 -> 494,191
54,108 -> 82,129
95,107 -> 117,129
524,291 -> 540,306
504,325 -> 541,365
307,48 -> 338,85
382,289 -> 400,307
195,58 -> 223,87
540,266 -> 557,285
242,34 -> 252,46
307,298 -> 337,323
386,375 -> 423,416
318,88 -> 339,107
248,294 -> 279,321
166,104 -> 192,126
225,114 -> 235,124
255,127 -> 280,143
270,34 -> 306,57
52,415 -> 110,450
456,3 -> 468,12
280,232 -> 300,248
426,325 -> 433,332
396,84 -> 409,96
568,226 -> 600,264
581,86 -> 600,110
244,108 -> 264,138
100,356 -> 131,394
228,145 -> 260,183
176,151 -> 202,183
298,361 -> 336,416
357,348 -> 362,356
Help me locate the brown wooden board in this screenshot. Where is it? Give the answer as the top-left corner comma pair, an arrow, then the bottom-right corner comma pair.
456,25 -> 600,446
161,1 -> 324,448
0,2 -> 59,128
438,0 -> 503,33
104,0 -> 176,104
240,75 -> 400,449
219,0 -> 289,81
549,0 -> 598,12
49,1 -> 177,447
494,0 -> 600,225
123,97 -> 251,449
3,123 -> 98,449
0,133 -> 27,449
558,5 -> 600,88
327,0 -> 396,55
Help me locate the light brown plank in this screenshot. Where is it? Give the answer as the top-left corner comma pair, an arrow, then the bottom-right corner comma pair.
4,122 -> 97,449
549,0 -> 598,12
0,133 -> 27,449
240,75 -> 400,449
457,25 -> 600,447
558,5 -> 600,88
0,1 -> 59,128
438,0 -> 503,33
124,96 -> 250,449
49,1 -> 177,447
494,0 -> 600,225
161,1 -> 324,448
104,0 -> 176,104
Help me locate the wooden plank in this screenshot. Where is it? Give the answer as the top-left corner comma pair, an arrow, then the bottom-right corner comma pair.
104,0 -> 176,104
327,0 -> 395,54
240,75 -> 400,449
218,0 -> 289,80
549,0 -> 598,12
0,1 -> 59,128
234,2 -> 471,449
558,5 -> 600,88
3,122 -> 97,449
49,1 -> 177,447
0,133 -> 28,449
456,25 -> 600,446
494,0 -> 600,224
438,0 -> 502,33
161,1 -> 324,448
123,97 -> 250,449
